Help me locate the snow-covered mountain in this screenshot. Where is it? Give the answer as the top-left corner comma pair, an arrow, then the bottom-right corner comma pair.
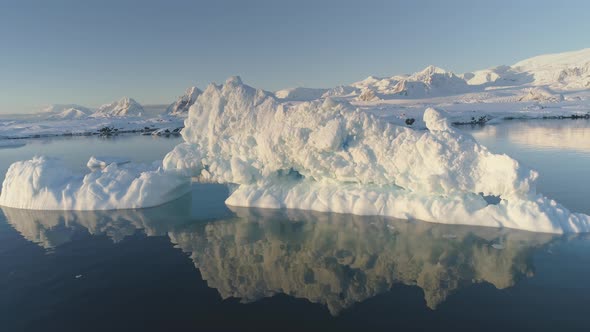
274,87 -> 328,101
40,104 -> 93,115
389,65 -> 473,98
318,48 -> 590,101
167,87 -> 202,115
47,107 -> 91,120
512,48 -> 590,89
349,66 -> 473,100
464,48 -> 590,90
95,97 -> 144,117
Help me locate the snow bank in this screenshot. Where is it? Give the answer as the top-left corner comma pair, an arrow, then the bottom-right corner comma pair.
0,157 -> 190,210
163,76 -> 590,233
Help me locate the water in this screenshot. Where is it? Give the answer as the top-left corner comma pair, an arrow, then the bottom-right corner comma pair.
1,123 -> 590,331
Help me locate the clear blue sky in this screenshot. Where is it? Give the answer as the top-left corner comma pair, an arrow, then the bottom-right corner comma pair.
1,0 -> 589,113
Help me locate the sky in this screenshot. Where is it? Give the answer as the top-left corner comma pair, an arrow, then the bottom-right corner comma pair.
1,0 -> 589,113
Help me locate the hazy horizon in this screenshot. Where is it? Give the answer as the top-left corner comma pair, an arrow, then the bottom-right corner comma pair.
1,0 -> 590,113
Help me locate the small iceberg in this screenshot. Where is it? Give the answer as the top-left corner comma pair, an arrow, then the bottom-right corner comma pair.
86,156 -> 130,168
0,156 -> 190,210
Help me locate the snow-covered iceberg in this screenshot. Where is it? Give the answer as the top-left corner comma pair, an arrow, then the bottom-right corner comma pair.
2,75 -> 589,233
162,76 -> 590,234
0,157 -> 190,210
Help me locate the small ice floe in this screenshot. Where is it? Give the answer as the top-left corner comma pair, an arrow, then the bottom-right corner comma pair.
75,274 -> 83,279
491,243 -> 505,250
442,234 -> 457,239
87,156 -> 130,168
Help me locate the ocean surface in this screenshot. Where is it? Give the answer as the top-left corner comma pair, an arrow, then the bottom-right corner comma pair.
1,121 -> 590,331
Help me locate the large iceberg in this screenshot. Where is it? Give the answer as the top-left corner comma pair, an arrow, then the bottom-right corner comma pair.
2,76 -> 589,233
162,76 -> 590,233
0,157 -> 190,210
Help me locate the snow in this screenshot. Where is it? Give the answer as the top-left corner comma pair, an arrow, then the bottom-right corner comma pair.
167,87 -> 202,115
94,97 -> 144,117
0,156 -> 190,210
161,77 -> 590,233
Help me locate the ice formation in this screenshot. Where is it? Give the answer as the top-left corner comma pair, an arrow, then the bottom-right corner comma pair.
163,76 -> 590,233
0,157 -> 190,210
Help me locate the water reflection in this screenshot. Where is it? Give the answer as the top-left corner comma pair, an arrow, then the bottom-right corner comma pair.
469,119 -> 590,152
1,185 -> 556,315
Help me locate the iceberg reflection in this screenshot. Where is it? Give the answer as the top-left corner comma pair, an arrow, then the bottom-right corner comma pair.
1,189 -> 556,314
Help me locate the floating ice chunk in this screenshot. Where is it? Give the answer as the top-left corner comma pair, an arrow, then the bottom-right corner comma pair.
0,156 -> 190,210
162,77 -> 590,234
87,156 -> 130,168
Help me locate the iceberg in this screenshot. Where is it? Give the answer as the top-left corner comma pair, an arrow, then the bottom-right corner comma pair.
86,156 -> 130,168
162,76 -> 590,233
1,75 -> 589,233
0,157 -> 190,210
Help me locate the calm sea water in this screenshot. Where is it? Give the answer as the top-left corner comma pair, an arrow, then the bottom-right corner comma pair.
1,122 -> 590,331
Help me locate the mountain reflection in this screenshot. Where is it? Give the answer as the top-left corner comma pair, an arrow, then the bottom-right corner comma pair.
1,189 -> 555,314
470,120 -> 590,152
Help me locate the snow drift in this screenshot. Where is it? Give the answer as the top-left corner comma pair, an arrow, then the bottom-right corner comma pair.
162,76 -> 590,233
0,157 -> 190,210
